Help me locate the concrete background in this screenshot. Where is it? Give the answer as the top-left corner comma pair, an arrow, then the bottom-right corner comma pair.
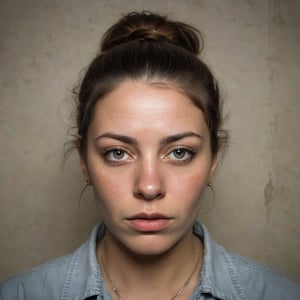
0,0 -> 299,282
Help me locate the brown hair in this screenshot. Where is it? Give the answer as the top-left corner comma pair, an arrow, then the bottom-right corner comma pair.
73,11 -> 228,158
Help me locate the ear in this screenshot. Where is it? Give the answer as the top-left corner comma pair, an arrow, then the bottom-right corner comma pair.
208,154 -> 218,182
79,155 -> 91,183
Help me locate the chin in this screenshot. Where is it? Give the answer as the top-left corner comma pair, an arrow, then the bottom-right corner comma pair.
122,235 -> 179,257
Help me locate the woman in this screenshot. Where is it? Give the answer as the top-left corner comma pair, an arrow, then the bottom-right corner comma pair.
1,11 -> 299,300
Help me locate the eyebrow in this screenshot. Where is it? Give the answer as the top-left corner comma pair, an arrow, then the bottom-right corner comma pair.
95,131 -> 202,145
163,132 -> 203,144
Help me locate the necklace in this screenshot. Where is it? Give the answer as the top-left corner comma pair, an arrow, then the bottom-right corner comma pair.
100,250 -> 201,300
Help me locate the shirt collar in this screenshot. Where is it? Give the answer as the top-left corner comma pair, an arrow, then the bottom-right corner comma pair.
193,222 -> 245,299
61,224 -> 108,299
62,222 -> 244,299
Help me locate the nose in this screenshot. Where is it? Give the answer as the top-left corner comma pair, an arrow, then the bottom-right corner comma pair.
133,158 -> 165,201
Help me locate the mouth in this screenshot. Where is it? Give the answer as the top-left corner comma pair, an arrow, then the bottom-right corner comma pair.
126,213 -> 173,232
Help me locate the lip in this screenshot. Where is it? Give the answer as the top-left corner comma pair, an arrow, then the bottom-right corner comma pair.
126,213 -> 173,232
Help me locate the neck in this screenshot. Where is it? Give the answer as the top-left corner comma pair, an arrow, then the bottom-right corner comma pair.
97,228 -> 203,300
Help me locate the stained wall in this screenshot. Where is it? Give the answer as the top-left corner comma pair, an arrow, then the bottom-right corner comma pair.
0,0 -> 299,282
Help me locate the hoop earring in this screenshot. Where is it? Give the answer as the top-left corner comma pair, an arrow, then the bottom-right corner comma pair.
78,180 -> 92,209
199,182 -> 215,215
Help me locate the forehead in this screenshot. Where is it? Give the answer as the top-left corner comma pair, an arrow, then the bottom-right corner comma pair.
90,80 -> 207,135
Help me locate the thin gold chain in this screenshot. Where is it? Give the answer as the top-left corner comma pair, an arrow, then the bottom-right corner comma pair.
100,250 -> 201,300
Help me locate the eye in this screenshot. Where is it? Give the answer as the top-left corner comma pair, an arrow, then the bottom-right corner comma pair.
104,148 -> 130,161
167,147 -> 195,161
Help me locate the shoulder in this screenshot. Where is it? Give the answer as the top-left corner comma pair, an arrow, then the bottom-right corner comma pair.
193,222 -> 300,299
228,252 -> 300,299
0,254 -> 72,300
0,224 -> 104,300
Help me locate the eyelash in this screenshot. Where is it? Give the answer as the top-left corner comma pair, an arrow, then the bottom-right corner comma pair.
102,148 -> 133,165
102,146 -> 196,165
166,147 -> 196,163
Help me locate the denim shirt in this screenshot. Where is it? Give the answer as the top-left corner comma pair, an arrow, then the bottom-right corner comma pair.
1,222 -> 299,299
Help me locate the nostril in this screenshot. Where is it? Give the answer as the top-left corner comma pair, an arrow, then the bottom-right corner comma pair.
134,184 -> 165,201
135,190 -> 164,201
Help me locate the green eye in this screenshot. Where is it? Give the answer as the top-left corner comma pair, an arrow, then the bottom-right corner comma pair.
168,148 -> 195,161
105,149 -> 129,161
173,149 -> 187,159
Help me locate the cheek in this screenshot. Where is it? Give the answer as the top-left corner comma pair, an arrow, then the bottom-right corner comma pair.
90,169 -> 131,212
170,173 -> 207,210
171,169 -> 209,195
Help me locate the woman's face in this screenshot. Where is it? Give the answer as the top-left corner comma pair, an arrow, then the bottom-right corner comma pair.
81,80 -> 217,255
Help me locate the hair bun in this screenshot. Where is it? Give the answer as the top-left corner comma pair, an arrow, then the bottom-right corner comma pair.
101,11 -> 203,55
127,28 -> 170,43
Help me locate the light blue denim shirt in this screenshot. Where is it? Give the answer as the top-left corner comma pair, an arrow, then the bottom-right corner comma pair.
1,222 -> 299,299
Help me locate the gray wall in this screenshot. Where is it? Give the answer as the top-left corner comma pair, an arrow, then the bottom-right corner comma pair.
0,0 -> 299,282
